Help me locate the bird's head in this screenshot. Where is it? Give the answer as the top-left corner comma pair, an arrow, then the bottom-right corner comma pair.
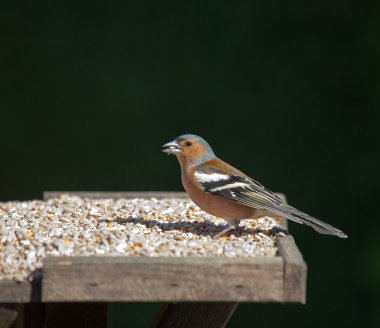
162,134 -> 216,165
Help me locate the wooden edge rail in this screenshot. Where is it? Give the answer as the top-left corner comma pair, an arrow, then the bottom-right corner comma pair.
0,281 -> 32,303
276,235 -> 307,304
41,256 -> 284,302
43,191 -> 189,200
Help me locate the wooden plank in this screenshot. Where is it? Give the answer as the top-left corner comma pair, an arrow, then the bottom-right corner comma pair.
42,257 -> 284,302
276,235 -> 307,303
43,191 -> 188,200
154,302 -> 238,328
0,281 -> 31,303
45,303 -> 106,328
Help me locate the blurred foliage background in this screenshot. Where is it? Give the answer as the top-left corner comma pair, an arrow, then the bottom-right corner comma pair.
1,0 -> 379,327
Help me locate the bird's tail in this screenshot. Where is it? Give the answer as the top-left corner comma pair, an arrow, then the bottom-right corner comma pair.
285,205 -> 348,238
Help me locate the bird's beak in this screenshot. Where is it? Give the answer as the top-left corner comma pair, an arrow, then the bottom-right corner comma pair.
162,140 -> 181,155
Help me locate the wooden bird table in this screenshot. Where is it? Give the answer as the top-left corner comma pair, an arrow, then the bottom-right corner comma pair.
0,192 -> 307,328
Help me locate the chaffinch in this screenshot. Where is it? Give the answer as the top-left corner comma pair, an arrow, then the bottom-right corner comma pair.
162,134 -> 347,238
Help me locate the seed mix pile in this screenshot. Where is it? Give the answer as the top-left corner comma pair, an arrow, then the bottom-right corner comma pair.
0,194 -> 279,281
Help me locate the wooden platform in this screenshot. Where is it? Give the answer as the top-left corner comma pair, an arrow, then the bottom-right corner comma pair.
0,192 -> 307,328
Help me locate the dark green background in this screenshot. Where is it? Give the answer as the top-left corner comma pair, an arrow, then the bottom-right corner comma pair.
1,1 -> 379,327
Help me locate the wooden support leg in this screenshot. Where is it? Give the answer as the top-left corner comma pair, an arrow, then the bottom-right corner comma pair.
0,303 -> 45,328
154,302 -> 238,328
45,303 -> 107,328
0,305 -> 18,328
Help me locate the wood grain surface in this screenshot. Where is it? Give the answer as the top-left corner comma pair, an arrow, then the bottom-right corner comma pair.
42,257 -> 284,302
0,281 -> 31,303
276,235 -> 307,303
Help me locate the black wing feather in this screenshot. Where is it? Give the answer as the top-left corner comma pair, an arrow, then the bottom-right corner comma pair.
198,172 -> 347,238
200,175 -> 296,221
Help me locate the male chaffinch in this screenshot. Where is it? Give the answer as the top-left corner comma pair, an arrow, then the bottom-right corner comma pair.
162,134 -> 347,238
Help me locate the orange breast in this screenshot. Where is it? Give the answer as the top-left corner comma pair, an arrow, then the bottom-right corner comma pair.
181,172 -> 255,220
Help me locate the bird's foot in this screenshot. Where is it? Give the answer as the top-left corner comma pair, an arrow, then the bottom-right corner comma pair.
212,225 -> 235,239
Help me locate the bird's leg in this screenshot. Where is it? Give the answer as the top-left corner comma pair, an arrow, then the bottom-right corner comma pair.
213,218 -> 239,239
212,225 -> 234,239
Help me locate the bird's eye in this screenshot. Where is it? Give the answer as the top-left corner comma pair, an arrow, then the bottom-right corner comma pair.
186,141 -> 192,147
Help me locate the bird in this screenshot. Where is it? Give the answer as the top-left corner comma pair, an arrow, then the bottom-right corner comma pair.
162,134 -> 347,239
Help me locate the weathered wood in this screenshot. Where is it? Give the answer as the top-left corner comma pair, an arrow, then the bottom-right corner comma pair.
45,303 -> 106,328
43,191 -> 188,200
0,281 -> 31,303
42,257 -> 284,302
0,305 -> 18,328
276,235 -> 307,303
154,302 -> 238,328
